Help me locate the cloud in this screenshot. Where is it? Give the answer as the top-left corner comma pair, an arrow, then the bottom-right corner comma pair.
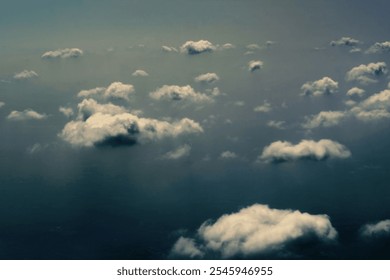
132,70 -> 149,77
301,77 -> 339,97
366,41 -> 390,54
220,43 -> 235,50
59,106 -> 74,118
246,44 -> 261,50
360,220 -> 390,238
180,40 -> 216,55
347,87 -> 365,98
359,89 -> 390,110
162,144 -> 191,160
13,70 -> 38,80
350,107 -> 390,122
77,82 -> 135,101
41,48 -> 83,59
162,46 -> 178,52
171,204 -> 337,258
220,151 -> 238,159
302,111 -> 347,129
0,101 -> 5,108
259,139 -> 351,163
346,62 -> 387,84
60,100 -> 203,148
194,73 -> 220,84
248,60 -> 263,72
330,37 -> 360,47
7,109 -> 47,121
254,101 -> 272,113
267,120 -> 286,130
150,85 -> 214,105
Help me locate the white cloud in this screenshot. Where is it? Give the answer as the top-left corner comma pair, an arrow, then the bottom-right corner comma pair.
162,144 -> 191,160
254,101 -> 272,113
132,70 -> 149,77
171,237 -> 204,258
302,111 -> 346,129
13,70 -> 38,80
41,48 -> 83,59
77,87 -> 106,98
350,107 -> 390,122
77,82 -> 135,101
330,37 -> 360,47
360,220 -> 390,238
359,89 -> 390,110
301,77 -> 339,97
194,73 -> 219,84
172,204 -> 337,258
248,60 -> 263,72
259,139 -> 351,163
180,40 -> 216,55
150,85 -> 214,105
220,43 -> 235,50
346,62 -> 387,84
267,120 -> 286,130
162,46 -> 178,52
0,101 -> 5,108
246,44 -> 261,50
7,109 -> 47,121
220,151 -> 238,159
59,106 -> 74,118
366,41 -> 390,54
77,98 -> 128,120
347,87 -> 365,98
234,101 -> 245,107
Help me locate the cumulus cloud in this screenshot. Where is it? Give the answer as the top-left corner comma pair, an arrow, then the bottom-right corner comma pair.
7,109 -> 47,121
360,220 -> 390,238
301,77 -> 339,96
180,40 -> 216,55
162,144 -> 191,160
220,151 -> 238,159
59,106 -> 74,118
150,85 -> 214,105
267,120 -> 286,130
259,139 -> 351,163
330,37 -> 360,47
366,41 -> 390,54
13,70 -> 38,80
246,44 -> 261,50
132,70 -> 149,77
194,73 -> 220,84
220,43 -> 235,50
248,60 -> 263,72
350,107 -> 390,122
41,48 -> 83,59
162,46 -> 178,52
77,82 -> 135,101
346,62 -> 387,84
347,87 -> 365,98
302,111 -> 347,129
171,204 -> 337,258
254,101 -> 272,113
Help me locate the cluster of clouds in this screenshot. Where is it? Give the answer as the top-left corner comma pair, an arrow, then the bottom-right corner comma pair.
301,77 -> 339,97
330,37 -> 361,47
346,62 -> 387,84
254,100 -> 272,113
41,48 -> 83,59
171,204 -> 337,258
78,82 -> 135,102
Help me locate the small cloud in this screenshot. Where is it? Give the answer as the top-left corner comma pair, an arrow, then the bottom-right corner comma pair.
246,44 -> 261,50
27,143 -> 48,154
360,220 -> 390,238
77,87 -> 106,98
350,48 -> 362,53
59,106 -> 74,118
162,46 -> 178,52
267,120 -> 286,130
347,87 -> 365,98
41,48 -> 83,59
248,60 -> 263,72
234,101 -> 245,107
302,111 -> 347,129
180,40 -> 216,55
259,139 -> 351,163
220,151 -> 238,159
13,70 -> 38,80
194,73 -> 220,84
301,77 -> 339,97
150,85 -> 214,105
366,41 -> 390,54
162,144 -> 191,160
171,237 -> 204,258
220,43 -> 235,50
132,70 -> 149,77
0,101 -> 5,108
346,62 -> 387,84
77,82 -> 135,102
330,37 -> 360,47
345,100 -> 357,107
7,109 -> 47,121
254,101 -> 272,113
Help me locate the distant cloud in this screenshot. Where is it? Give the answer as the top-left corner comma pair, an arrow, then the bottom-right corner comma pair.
234,101 -> 245,107
254,101 -> 272,113
359,89 -> 390,111
248,60 -> 263,72
366,41 -> 390,54
77,82 -> 135,101
132,70 -> 149,77
41,48 -> 83,59
346,62 -> 387,84
7,109 -> 47,121
302,111 -> 347,129
349,89 -> 390,121
150,85 -> 214,105
171,204 -> 337,258
267,120 -> 286,130
220,151 -> 238,159
194,73 -> 219,84
360,220 -> 390,238
259,139 -> 351,163
162,144 -> 191,160
347,87 -> 365,98
330,37 -> 360,47
13,70 -> 38,80
301,77 -> 339,97
0,101 -> 5,108
59,106 -> 74,118
350,107 -> 390,122
220,43 -> 235,50
180,40 -> 216,55
162,46 -> 178,52
246,44 -> 261,50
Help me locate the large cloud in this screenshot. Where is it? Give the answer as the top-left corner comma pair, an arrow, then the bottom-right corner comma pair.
77,82 -> 135,101
13,70 -> 38,80
150,85 -> 214,105
301,77 -> 339,96
194,73 -> 219,84
302,111 -> 347,129
346,62 -> 387,84
330,37 -> 360,47
7,109 -> 47,121
180,40 -> 216,55
259,139 -> 351,163
171,204 -> 337,258
41,48 -> 83,59
360,220 -> 390,238
366,41 -> 390,54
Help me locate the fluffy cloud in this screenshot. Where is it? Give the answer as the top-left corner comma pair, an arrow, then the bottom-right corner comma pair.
267,120 -> 286,130
347,87 -> 365,98
162,144 -> 191,160
59,106 -> 74,118
13,70 -> 38,80
330,37 -> 360,47
220,43 -> 235,50
150,85 -> 214,105
41,48 -> 83,59
259,139 -> 351,163
77,82 -> 135,101
180,40 -> 216,55
248,60 -> 263,72
194,73 -> 220,84
60,100 -> 203,147
359,89 -> 390,110
346,62 -> 387,84
220,151 -> 238,159
162,46 -> 178,52
171,204 -> 337,258
301,77 -> 339,96
7,109 -> 47,121
360,220 -> 390,238
132,70 -> 149,77
366,41 -> 390,54
254,101 -> 272,113
302,111 -> 346,129
350,107 -> 390,122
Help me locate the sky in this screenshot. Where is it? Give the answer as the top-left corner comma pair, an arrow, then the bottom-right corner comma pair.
1,0 -> 390,259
